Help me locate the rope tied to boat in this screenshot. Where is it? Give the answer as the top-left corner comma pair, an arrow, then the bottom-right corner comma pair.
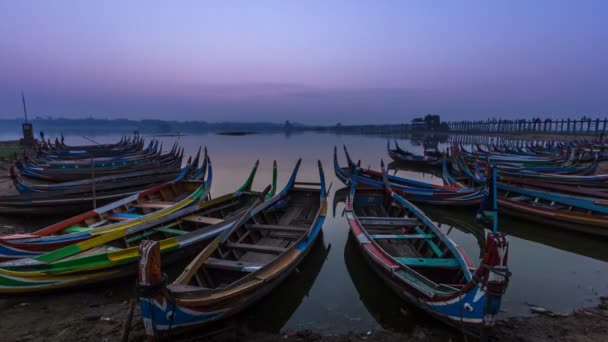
472,262 -> 512,296
135,273 -> 168,297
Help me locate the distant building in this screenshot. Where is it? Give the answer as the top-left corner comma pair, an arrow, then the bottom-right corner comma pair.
410,114 -> 447,132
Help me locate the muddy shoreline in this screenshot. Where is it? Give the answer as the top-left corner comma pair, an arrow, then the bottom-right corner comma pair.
2,295 -> 607,341
1,156 -> 607,341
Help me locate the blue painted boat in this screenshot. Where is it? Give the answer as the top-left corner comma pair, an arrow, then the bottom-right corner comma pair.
387,140 -> 442,167
344,163 -> 510,336
335,146 -> 485,205
137,160 -> 328,339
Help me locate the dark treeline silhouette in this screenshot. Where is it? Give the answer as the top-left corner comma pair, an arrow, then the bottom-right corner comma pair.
0,117 -> 289,135
1,115 -> 604,137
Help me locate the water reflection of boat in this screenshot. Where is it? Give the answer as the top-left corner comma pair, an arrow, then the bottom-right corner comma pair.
188,233 -> 330,336
336,188 -> 485,253
344,234 -> 444,333
240,233 -> 330,333
387,161 -> 442,176
421,205 -> 608,263
418,205 -> 486,257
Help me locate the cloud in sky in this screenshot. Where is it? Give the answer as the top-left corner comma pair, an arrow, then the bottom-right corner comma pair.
0,1 -> 607,123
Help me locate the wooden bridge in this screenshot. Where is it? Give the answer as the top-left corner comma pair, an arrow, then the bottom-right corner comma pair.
447,118 -> 608,135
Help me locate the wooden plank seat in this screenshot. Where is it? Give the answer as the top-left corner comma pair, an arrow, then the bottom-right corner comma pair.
370,234 -> 434,239
269,232 -> 304,239
134,202 -> 174,209
225,242 -> 288,254
246,224 -> 308,233
181,215 -> 224,225
414,227 -> 444,257
358,217 -> 421,227
204,258 -> 265,272
154,227 -> 189,235
396,257 -> 459,268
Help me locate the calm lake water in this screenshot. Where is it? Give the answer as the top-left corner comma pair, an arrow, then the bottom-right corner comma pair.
1,131 -> 607,334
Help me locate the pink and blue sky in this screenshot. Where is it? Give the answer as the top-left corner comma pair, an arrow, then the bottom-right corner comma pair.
0,1 -> 606,124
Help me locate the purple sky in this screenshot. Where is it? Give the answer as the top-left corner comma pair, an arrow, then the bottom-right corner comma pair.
0,1 -> 607,124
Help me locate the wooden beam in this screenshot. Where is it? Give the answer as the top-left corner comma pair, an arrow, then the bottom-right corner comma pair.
135,202 -> 173,209
181,215 -> 224,225
247,223 -> 307,232
225,242 -> 288,254
204,258 -> 264,272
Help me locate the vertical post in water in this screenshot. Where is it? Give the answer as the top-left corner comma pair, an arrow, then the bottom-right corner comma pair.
91,157 -> 97,209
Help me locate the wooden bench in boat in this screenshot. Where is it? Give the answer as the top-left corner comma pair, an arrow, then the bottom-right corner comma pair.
225,242 -> 288,254
154,227 -> 189,235
134,201 -> 175,209
414,227 -> 444,257
246,224 -> 307,233
357,217 -> 420,227
269,232 -> 304,239
181,215 -> 224,225
204,258 -> 265,272
396,257 -> 459,268
370,234 -> 433,239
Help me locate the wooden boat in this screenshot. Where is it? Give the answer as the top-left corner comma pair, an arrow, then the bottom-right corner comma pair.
28,140 -> 162,167
344,162 -> 510,336
0,156 -> 211,261
37,136 -> 144,159
11,165 -> 179,195
15,145 -> 183,182
137,160 -> 328,339
446,153 -> 608,237
0,161 -> 277,294
0,150 -> 204,216
387,140 -> 442,167
451,148 -> 608,186
11,148 -> 205,194
335,146 -> 484,206
495,183 -> 608,237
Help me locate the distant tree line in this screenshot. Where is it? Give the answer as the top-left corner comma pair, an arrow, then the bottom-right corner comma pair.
0,117 -> 288,135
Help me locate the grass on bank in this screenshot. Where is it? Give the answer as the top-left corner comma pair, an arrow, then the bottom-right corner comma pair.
0,143 -> 21,160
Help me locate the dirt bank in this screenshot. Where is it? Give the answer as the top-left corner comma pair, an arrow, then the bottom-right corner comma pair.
1,294 -> 606,341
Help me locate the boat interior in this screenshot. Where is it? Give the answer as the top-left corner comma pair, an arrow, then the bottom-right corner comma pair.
60,180 -> 205,234
188,186 -> 322,290
49,192 -> 261,265
353,189 -> 467,288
